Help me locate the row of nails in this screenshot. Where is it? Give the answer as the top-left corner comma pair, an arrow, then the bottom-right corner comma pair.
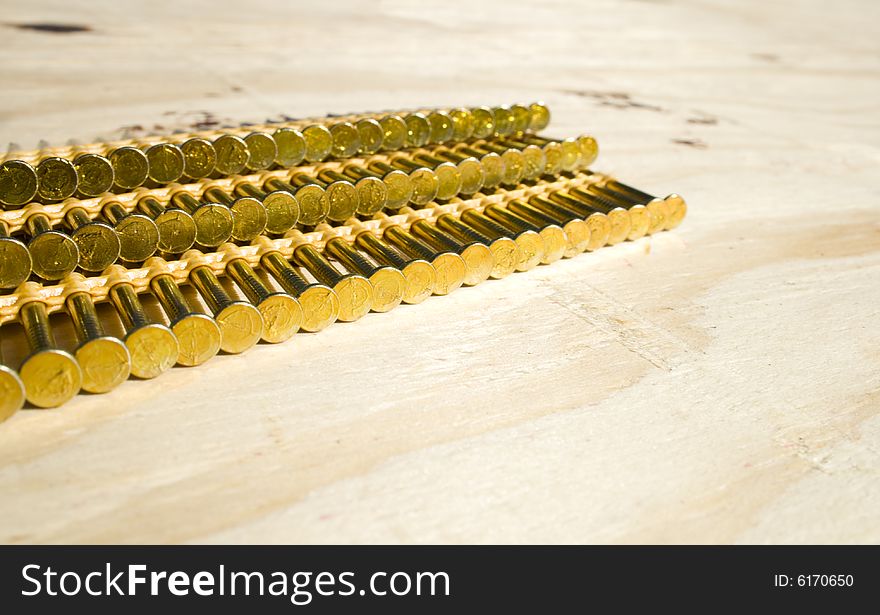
0,175 -> 685,418
0,134 -> 597,288
0,104 -> 551,208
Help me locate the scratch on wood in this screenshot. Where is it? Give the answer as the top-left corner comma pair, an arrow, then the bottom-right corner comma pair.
563,89 -> 666,112
547,283 -> 695,371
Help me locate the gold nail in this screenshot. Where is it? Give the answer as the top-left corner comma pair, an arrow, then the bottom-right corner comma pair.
170,191 -> 235,248
243,132 -> 277,171
149,272 -> 221,366
263,177 -> 328,226
233,180 -> 300,234
368,160 -> 438,206
0,326 -> 26,421
272,127 -> 306,167
413,151 -> 484,196
529,194 -> 610,251
484,204 -> 566,264
354,231 -> 435,305
18,299 -> 82,408
0,221 -> 33,289
391,154 -> 461,201
226,258 -> 302,343
212,134 -> 250,176
36,157 -> 78,201
66,290 -> 131,394
409,218 -> 492,286
73,153 -> 114,198
342,164 -> 412,211
103,201 -> 160,262
144,143 -> 185,184
108,280 -> 179,379
508,199 -> 590,257
290,172 -> 359,223
319,169 -> 387,217
325,236 -> 405,313
382,225 -> 465,295
137,196 -> 198,254
436,213 -> 518,279
179,137 -> 217,180
460,208 -> 543,271
108,146 -> 149,190
260,250 -> 340,332
329,122 -> 361,159
204,186 -> 268,242
292,243 -> 373,322
188,264 -> 263,354
65,206 -> 122,272
0,159 -> 38,208
25,213 -> 79,281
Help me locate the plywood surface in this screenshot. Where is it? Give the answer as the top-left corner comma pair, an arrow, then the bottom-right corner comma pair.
0,0 -> 878,544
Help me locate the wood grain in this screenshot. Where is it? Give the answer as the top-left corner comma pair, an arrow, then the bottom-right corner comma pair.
0,0 -> 878,544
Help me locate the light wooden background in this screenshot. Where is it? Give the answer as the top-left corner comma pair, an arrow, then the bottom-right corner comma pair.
0,0 -> 878,544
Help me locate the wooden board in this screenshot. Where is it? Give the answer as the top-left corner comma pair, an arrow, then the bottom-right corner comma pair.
0,0 -> 878,544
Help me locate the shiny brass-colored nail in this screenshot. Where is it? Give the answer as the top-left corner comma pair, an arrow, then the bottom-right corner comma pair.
528,102 -> 551,131
213,134 -> 250,176
557,187 -> 632,244
509,103 -> 532,134
478,140 -> 546,180
409,218 -> 493,286
457,144 -> 523,186
342,165 -> 412,211
149,272 -> 222,366
382,225 -> 465,295
263,177 -> 329,227
244,132 -> 278,171
73,153 -> 114,198
204,186 -> 268,242
66,290 -> 131,394
369,160 -> 438,206
507,199 -> 590,258
598,178 -> 686,231
576,182 -> 652,240
426,111 -> 454,144
354,231 -> 435,305
36,157 -> 78,201
103,201 -> 160,263
498,137 -> 564,176
391,155 -> 461,201
109,146 -> 150,190
0,159 -> 38,208
272,127 -> 306,168
18,299 -> 82,408
171,191 -> 235,248
292,243 -> 373,322
25,213 -> 79,281
234,180 -> 300,234
144,143 -> 185,184
108,279 -> 179,379
469,107 -> 496,139
226,258 -> 302,343
325,236 -> 405,313
329,122 -> 361,159
179,137 -> 217,180
319,169 -> 387,217
379,115 -> 409,151
260,250 -> 340,332
0,327 -> 25,420
0,221 -> 33,289
290,172 -> 358,223
302,124 -> 334,162
436,213 -> 518,279
189,264 -> 264,354
65,206 -> 122,272
435,148 -> 505,190
491,106 -> 516,137
529,194 -> 610,251
448,108 -> 475,141
404,113 -> 431,147
413,151 -> 484,196
138,196 -> 198,255
484,204 -> 566,264
460,208 -> 543,271
518,135 -> 584,172
355,119 -> 384,155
